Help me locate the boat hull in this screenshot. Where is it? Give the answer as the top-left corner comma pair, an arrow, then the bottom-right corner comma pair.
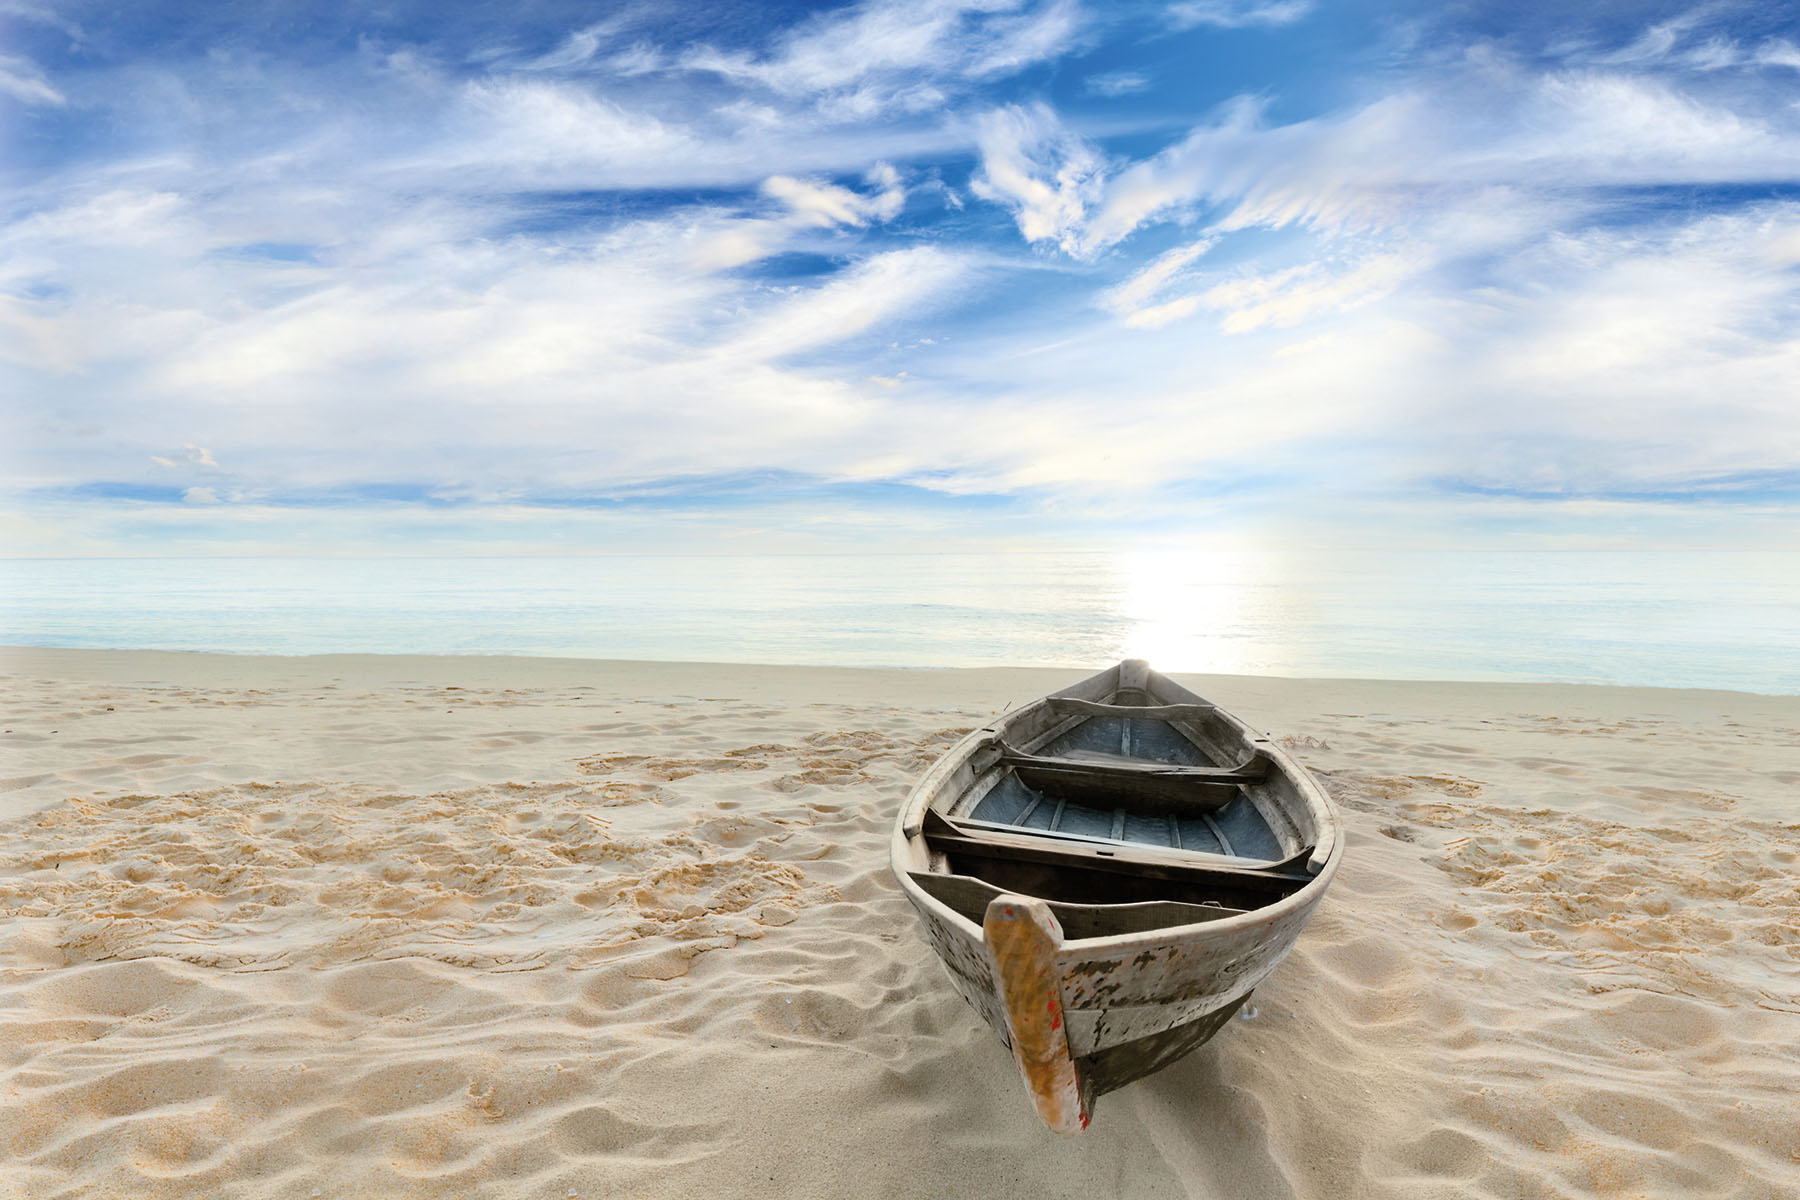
891,661 -> 1342,1132
900,860 -> 1331,1068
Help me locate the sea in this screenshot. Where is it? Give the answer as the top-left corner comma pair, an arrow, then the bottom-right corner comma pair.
1,550 -> 1795,693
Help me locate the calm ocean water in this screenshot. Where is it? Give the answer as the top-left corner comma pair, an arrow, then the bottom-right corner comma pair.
1,551 -> 1795,693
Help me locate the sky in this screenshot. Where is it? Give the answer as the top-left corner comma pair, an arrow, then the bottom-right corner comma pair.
3,0 -> 1799,556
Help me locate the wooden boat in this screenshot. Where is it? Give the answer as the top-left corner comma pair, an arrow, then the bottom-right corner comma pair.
890,660 -> 1342,1133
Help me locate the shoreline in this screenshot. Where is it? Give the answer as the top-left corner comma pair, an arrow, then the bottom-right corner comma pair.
6,643 -> 1796,698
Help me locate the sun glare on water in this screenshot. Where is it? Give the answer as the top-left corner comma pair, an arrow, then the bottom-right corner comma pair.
1112,546 -> 1293,675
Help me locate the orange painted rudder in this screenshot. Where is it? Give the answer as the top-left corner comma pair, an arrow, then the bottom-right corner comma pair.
982,894 -> 1090,1134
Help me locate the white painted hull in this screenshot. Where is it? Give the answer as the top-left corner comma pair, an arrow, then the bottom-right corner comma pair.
891,661 -> 1343,1132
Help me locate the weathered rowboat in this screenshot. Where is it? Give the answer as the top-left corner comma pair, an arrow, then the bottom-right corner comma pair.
890,660 -> 1342,1133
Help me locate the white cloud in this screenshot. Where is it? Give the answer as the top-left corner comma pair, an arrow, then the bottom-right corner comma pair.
524,18 -> 630,71
688,1 -> 960,93
606,42 -> 665,76
684,219 -> 786,273
686,165 -> 908,271
679,0 -> 1084,116
3,171 -> 977,504
152,444 -> 220,469
1591,13 -> 1699,66
357,64 -> 972,193
762,163 -> 906,228
1759,39 -> 1800,71
1076,95 -> 1269,250
1103,239 -> 1424,337
1084,70 -> 1150,97
1024,67 -> 1800,257
970,103 -> 1106,255
1199,252 -> 1422,333
1099,236 -> 1215,322
0,54 -> 63,106
727,245 -> 967,360
454,78 -> 693,172
1510,72 -> 1777,172
968,0 -> 1084,77
1119,295 -> 1200,329
1684,37 -> 1739,71
1168,1 -> 1311,31
8,4 -> 1800,556
16,190 -> 193,247
1377,208 -> 1800,496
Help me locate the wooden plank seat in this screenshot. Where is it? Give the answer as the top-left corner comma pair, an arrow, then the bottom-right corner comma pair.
1001,745 -> 1269,783
997,745 -> 1271,810
921,810 -> 1315,910
907,870 -> 1246,939
945,813 -> 1312,872
1043,697 -> 1219,721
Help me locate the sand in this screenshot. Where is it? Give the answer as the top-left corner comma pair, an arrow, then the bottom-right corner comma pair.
1,647 -> 1796,1199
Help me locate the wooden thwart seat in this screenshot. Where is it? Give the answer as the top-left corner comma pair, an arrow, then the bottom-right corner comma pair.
921,809 -> 1314,910
997,746 -> 1271,810
946,812 -> 1303,870
1001,745 -> 1269,783
1044,698 -> 1218,722
908,870 -> 1246,939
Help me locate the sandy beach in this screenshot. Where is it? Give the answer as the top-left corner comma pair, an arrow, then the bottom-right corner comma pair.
1,647 -> 1796,1199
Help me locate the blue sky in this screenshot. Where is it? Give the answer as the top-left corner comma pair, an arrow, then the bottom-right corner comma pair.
4,0 -> 1799,555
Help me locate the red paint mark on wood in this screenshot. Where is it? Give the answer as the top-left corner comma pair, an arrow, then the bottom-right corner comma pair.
984,894 -> 1089,1136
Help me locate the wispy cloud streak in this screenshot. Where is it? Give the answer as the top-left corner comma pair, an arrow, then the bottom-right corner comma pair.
4,0 -> 1799,554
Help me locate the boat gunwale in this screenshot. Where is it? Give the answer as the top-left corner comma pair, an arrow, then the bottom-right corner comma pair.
895,833 -> 1342,953
891,671 -> 1343,954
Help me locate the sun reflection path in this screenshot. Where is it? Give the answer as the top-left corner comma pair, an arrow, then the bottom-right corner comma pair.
1113,547 -> 1295,675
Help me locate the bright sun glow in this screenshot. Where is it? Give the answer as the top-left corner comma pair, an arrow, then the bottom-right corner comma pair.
1114,546 -> 1282,674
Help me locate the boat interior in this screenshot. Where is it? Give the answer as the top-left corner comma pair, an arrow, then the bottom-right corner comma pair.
907,678 -> 1329,936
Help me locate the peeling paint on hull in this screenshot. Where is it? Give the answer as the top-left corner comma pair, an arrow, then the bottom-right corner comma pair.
891,661 -> 1343,1132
